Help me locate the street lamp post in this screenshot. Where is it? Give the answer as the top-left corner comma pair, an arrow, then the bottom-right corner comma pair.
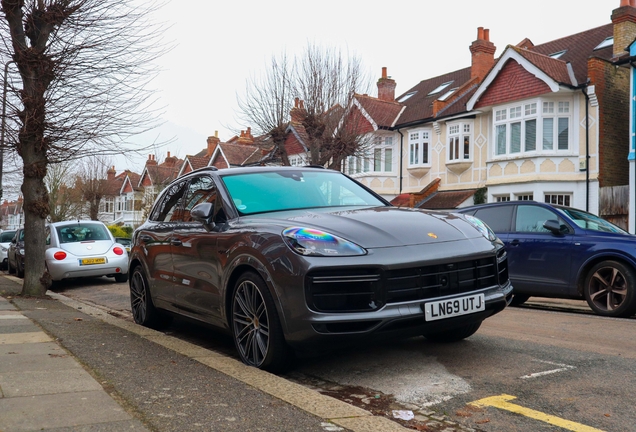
0,60 -> 15,202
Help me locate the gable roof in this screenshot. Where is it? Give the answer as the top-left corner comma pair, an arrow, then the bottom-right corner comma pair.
354,94 -> 404,129
468,24 -> 615,110
210,142 -> 266,168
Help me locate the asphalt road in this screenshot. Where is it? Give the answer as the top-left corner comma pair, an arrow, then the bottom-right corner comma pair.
49,276 -> 636,431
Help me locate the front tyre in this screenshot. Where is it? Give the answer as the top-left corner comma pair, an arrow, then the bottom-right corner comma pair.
129,266 -> 171,329
231,271 -> 290,372
584,260 -> 636,317
423,321 -> 482,342
510,294 -> 530,306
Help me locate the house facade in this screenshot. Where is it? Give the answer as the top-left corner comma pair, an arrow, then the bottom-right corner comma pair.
346,0 -> 635,223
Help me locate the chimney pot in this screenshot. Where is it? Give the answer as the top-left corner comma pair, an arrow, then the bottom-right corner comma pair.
484,28 -> 490,41
477,26 -> 484,40
377,67 -> 397,102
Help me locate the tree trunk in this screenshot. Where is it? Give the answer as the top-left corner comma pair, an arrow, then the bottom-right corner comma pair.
20,147 -> 50,297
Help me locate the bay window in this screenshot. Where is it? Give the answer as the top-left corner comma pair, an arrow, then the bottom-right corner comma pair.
493,99 -> 570,156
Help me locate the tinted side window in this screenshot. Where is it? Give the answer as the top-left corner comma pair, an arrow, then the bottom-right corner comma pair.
182,176 -> 217,222
473,206 -> 514,232
149,179 -> 189,222
514,205 -> 562,233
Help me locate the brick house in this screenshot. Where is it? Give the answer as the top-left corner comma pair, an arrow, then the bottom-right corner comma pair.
179,129 -> 271,177
381,0 -> 635,220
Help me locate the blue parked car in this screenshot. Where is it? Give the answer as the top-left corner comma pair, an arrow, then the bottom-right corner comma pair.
456,201 -> 636,317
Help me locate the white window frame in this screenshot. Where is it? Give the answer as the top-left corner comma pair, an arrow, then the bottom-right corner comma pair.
544,193 -> 572,207
371,135 -> 394,173
408,129 -> 431,167
447,121 -> 473,162
493,98 -> 571,158
494,195 -> 510,202
516,194 -> 534,201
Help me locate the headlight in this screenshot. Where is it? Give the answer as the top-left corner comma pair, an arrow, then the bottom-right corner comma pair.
19,248 -> 25,255
0,246 -> 6,252
463,215 -> 498,242
282,227 -> 367,257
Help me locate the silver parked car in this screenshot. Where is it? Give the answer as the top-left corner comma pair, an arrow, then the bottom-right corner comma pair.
0,230 -> 16,270
45,221 -> 129,283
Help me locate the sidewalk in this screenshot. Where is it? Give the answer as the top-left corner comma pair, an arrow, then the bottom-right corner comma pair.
0,275 -> 432,432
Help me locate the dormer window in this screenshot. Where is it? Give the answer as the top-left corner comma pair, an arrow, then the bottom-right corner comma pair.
438,88 -> 458,102
428,81 -> 453,95
594,37 -> 613,51
397,91 -> 417,102
549,50 -> 567,59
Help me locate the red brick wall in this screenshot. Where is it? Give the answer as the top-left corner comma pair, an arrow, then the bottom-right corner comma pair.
475,60 -> 551,108
589,57 -> 630,187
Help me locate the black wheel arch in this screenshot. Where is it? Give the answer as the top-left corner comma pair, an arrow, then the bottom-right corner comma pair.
576,253 -> 636,297
223,259 -> 289,336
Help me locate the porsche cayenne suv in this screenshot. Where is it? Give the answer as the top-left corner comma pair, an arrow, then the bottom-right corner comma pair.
129,166 -> 512,371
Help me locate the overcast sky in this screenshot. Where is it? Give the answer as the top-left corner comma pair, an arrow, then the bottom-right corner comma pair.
121,0 -> 620,171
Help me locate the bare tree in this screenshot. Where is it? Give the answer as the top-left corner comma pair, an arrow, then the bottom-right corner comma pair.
237,53 -> 294,165
45,159 -> 83,222
237,43 -> 372,169
0,0 -> 168,296
75,155 -> 112,220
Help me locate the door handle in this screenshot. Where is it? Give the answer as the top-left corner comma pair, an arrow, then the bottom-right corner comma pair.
139,235 -> 152,243
170,238 -> 182,246
509,239 -> 520,246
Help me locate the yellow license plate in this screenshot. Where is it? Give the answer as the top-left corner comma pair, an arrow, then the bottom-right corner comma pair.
80,257 -> 107,266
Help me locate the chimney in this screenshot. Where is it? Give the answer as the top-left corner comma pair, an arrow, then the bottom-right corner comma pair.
206,131 -> 220,157
290,98 -> 306,123
377,67 -> 396,102
237,127 -> 255,145
612,0 -> 636,58
164,151 -> 177,167
469,27 -> 497,81
146,154 -> 157,166
107,166 -> 116,181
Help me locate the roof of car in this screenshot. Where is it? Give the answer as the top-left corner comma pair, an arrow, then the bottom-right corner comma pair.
187,165 -> 335,177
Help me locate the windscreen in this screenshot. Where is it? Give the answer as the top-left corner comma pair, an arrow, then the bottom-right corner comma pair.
559,208 -> 627,234
221,170 -> 386,215
56,223 -> 111,243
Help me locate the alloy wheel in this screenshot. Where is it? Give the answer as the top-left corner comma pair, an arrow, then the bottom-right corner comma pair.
232,280 -> 270,368
587,265 -> 628,313
130,270 -> 148,324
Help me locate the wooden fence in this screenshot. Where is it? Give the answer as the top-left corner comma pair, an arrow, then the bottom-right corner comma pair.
599,185 -> 629,230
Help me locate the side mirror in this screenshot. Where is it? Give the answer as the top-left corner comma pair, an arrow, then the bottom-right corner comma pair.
191,202 -> 216,231
543,219 -> 567,235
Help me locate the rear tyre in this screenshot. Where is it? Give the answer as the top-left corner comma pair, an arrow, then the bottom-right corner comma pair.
16,260 -> 24,278
129,266 -> 171,329
509,294 -> 530,306
231,271 -> 291,372
423,321 -> 482,342
584,260 -> 636,318
114,273 -> 128,283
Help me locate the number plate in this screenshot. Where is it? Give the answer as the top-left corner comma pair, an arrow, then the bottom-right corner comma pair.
424,293 -> 485,321
79,257 -> 107,266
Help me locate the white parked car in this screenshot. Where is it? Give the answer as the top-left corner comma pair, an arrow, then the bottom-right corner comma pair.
45,221 -> 129,283
0,230 -> 16,270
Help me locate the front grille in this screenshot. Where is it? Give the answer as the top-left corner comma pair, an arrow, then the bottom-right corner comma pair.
306,253 -> 508,313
